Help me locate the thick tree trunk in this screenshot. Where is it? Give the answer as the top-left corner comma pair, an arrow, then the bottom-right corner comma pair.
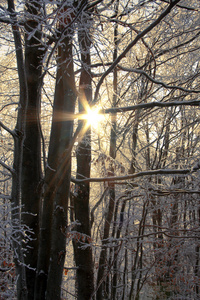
46,35 -> 76,299
21,2 -> 43,299
35,28 -> 76,299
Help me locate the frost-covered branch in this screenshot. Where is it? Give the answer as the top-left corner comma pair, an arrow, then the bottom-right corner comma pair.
93,0 -> 181,102
101,99 -> 200,114
90,187 -> 109,227
118,65 -> 200,94
159,0 -> 198,11
0,159 -> 14,174
0,193 -> 11,199
0,121 -> 15,138
71,168 -> 190,184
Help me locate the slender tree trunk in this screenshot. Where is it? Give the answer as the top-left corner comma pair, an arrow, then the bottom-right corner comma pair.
129,201 -> 148,300
96,5 -> 119,296
73,5 -> 94,298
7,0 -> 28,298
194,204 -> 200,296
22,2 -> 43,299
111,199 -> 126,299
129,109 -> 140,174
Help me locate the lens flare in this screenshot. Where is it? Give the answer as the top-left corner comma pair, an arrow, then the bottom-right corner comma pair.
85,108 -> 103,127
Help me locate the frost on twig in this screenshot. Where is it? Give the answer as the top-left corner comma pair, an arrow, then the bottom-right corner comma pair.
0,201 -> 33,297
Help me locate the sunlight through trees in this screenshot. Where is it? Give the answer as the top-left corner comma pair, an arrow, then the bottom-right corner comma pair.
0,0 -> 200,299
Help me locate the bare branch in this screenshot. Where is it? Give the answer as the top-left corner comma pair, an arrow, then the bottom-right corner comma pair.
0,193 -> 11,200
0,160 -> 14,174
93,0 -> 181,102
91,187 -> 109,227
101,229 -> 200,243
0,267 -> 11,272
86,0 -> 104,10
0,121 -> 15,137
101,99 -> 200,114
0,102 -> 19,113
159,0 -> 199,11
71,168 -> 190,184
0,17 -> 12,24
118,65 -> 200,94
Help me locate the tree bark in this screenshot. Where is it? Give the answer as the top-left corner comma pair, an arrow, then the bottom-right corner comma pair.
73,4 -> 94,299
96,4 -> 118,296
35,28 -> 76,299
7,0 -> 28,298
22,2 -> 43,299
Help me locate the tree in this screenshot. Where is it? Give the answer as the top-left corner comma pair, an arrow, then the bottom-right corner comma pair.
0,0 -> 200,299
22,1 -> 43,298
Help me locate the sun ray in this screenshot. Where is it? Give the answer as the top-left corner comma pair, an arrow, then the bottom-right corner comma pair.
83,107 -> 104,128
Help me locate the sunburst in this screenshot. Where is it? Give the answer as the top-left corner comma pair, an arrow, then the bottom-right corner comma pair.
82,107 -> 104,129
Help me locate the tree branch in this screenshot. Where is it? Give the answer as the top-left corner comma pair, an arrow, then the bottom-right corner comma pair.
0,160 -> 14,174
91,187 -> 109,227
93,0 -> 181,102
100,99 -> 200,114
0,121 -> 15,138
0,17 -> 12,24
71,168 -> 190,183
159,0 -> 198,11
118,65 -> 200,94
86,0 -> 104,10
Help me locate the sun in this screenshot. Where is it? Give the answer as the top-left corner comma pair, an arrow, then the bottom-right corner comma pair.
82,107 -> 104,129
86,108 -> 103,126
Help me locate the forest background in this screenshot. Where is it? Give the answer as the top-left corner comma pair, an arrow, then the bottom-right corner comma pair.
0,0 -> 200,299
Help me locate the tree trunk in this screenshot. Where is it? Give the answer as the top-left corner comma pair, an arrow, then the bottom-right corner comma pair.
73,5 -> 94,299
35,27 -> 76,299
96,5 -> 118,295
7,0 -> 28,298
22,2 -> 43,298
